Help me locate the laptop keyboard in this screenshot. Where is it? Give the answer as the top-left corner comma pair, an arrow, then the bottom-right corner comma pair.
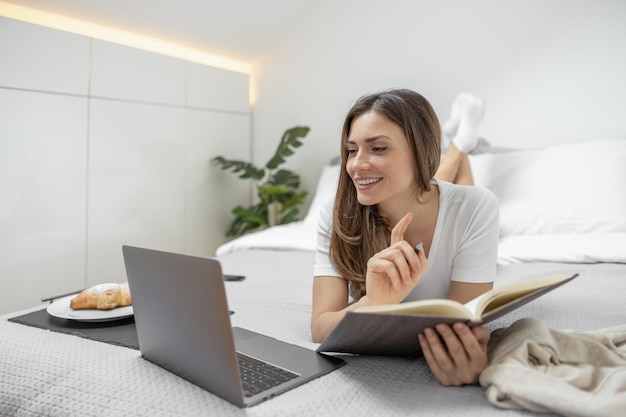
237,352 -> 299,397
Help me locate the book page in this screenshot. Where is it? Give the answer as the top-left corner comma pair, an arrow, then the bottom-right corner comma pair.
463,296 -> 481,319
356,299 -> 473,320
475,274 -> 572,316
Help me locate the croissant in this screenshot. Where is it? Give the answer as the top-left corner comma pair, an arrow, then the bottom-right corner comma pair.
69,283 -> 132,310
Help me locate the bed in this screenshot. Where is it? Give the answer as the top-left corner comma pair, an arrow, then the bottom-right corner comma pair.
2,139 -> 625,417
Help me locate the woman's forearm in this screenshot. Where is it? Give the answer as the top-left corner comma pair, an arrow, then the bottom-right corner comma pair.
311,295 -> 369,343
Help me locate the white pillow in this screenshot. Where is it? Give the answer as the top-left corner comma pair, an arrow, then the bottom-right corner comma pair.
469,139 -> 626,237
303,164 -> 340,226
497,233 -> 626,264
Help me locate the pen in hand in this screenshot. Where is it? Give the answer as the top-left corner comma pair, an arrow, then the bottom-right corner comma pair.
414,242 -> 424,253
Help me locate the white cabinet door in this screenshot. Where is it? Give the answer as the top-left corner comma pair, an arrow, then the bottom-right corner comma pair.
0,17 -> 89,95
185,109 -> 251,256
187,62 -> 249,113
91,40 -> 186,106
0,89 -> 88,313
87,98 -> 186,287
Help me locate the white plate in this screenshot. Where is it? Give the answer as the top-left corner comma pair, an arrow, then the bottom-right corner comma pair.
47,295 -> 134,322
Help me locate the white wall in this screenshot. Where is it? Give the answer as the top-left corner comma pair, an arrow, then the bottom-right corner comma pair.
252,0 -> 626,205
0,17 -> 251,314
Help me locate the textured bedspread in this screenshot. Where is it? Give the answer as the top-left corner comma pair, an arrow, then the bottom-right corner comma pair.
1,250 -> 625,417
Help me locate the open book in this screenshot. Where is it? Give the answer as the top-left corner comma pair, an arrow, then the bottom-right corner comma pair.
317,273 -> 578,357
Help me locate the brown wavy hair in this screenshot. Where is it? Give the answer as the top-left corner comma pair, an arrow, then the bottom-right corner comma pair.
330,89 -> 441,300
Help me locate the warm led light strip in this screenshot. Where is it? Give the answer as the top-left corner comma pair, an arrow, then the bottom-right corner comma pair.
0,1 -> 252,75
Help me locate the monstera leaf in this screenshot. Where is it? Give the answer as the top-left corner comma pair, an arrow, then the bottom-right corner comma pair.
211,157 -> 265,180
212,126 -> 310,237
266,126 -> 310,169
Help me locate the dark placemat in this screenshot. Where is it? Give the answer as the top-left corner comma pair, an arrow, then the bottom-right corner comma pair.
8,308 -> 139,350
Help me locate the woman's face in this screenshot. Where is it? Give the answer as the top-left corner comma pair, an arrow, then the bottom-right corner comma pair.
345,111 -> 416,208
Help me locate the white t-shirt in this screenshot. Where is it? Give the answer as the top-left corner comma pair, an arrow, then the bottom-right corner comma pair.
313,179 -> 499,301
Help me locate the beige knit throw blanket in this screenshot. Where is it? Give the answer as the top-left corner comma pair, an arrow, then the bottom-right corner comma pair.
479,318 -> 626,417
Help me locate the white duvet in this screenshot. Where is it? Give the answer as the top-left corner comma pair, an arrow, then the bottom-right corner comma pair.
216,221 -> 317,256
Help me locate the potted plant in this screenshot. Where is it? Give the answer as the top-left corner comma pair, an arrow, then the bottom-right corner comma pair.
212,126 -> 310,237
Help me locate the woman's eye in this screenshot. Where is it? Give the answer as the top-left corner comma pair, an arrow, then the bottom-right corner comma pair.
346,148 -> 357,155
372,146 -> 386,153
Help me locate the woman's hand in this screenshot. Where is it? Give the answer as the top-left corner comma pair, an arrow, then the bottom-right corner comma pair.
364,212 -> 428,306
418,323 -> 490,386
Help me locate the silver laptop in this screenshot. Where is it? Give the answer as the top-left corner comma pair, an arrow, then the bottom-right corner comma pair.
122,245 -> 344,408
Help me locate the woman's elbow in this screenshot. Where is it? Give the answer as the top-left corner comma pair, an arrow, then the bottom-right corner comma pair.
311,332 -> 323,344
310,318 -> 326,343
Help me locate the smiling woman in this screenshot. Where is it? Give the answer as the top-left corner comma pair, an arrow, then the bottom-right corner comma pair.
311,88 -> 500,386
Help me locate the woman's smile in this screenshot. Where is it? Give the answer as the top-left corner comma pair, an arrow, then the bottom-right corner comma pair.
355,176 -> 383,187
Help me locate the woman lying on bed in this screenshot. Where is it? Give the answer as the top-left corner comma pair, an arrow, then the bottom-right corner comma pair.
311,89 -> 499,386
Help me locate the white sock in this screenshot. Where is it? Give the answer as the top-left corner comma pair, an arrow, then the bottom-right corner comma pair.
452,96 -> 485,153
442,92 -> 474,140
